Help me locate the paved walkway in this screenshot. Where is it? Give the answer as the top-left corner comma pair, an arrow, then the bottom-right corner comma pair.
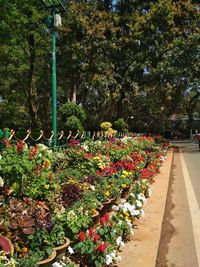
156,141 -> 200,267
118,141 -> 200,267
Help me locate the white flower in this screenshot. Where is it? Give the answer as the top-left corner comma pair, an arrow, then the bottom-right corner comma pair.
82,145 -> 89,151
125,219 -> 132,228
90,185 -> 95,191
116,236 -> 125,248
0,154 -> 2,160
129,193 -> 135,198
133,209 -> 140,216
52,262 -> 63,267
0,177 -> 4,187
110,252 -> 116,258
116,236 -> 122,246
68,246 -> 74,254
105,255 -> 113,265
112,205 -> 119,211
136,200 -> 142,208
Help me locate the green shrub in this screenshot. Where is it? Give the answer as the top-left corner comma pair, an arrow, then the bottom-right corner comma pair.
64,115 -> 84,133
59,103 -> 86,124
113,118 -> 128,132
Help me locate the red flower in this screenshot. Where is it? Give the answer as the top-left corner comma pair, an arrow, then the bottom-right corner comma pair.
104,213 -> 110,222
35,165 -> 41,173
89,228 -> 95,237
30,146 -> 38,160
96,170 -> 104,177
78,231 -> 86,241
17,140 -> 24,154
96,242 -> 108,252
115,161 -> 123,170
93,233 -> 100,242
2,138 -> 11,148
103,166 -> 116,176
68,139 -> 80,147
100,213 -> 110,226
88,228 -> 100,242
100,216 -> 106,226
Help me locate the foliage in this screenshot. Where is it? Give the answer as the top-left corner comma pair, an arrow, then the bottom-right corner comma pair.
0,135 -> 168,265
64,115 -> 84,133
113,118 -> 128,132
62,183 -> 83,207
59,102 -> 86,124
0,141 -> 57,200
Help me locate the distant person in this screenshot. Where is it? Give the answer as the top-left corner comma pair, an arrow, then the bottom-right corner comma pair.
196,133 -> 200,151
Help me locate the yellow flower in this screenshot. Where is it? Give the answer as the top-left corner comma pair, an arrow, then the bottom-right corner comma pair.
104,191 -> 110,197
121,174 -> 126,179
93,156 -> 100,160
15,244 -> 21,252
123,211 -> 129,217
21,247 -> 28,253
91,209 -> 97,216
119,214 -> 124,218
122,170 -> 128,176
98,163 -> 104,169
121,184 -> 127,189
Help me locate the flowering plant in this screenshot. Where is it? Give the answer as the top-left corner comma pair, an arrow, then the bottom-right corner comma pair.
73,213 -> 124,266
73,229 -> 109,267
0,250 -> 16,267
64,207 -> 92,238
0,142 -> 56,199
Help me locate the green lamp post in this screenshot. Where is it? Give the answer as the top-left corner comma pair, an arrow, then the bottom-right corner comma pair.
42,0 -> 67,146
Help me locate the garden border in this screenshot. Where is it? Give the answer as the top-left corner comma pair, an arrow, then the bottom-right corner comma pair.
117,148 -> 174,267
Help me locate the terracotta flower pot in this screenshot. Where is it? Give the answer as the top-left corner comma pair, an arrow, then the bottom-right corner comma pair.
91,209 -> 100,227
100,198 -> 115,215
54,237 -> 70,262
121,185 -> 132,199
37,249 -> 56,267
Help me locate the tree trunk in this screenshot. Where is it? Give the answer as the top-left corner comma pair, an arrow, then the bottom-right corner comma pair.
68,84 -> 77,103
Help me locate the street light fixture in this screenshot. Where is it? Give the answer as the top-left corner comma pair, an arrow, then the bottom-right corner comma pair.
41,0 -> 67,146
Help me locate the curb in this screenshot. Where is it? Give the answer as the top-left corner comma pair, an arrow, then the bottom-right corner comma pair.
117,148 -> 174,267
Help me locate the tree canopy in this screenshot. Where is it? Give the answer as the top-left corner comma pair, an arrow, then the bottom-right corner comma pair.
0,0 -> 199,134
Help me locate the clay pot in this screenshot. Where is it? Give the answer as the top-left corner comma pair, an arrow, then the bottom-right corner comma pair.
54,237 -> 70,262
91,209 -> 100,227
100,198 -> 115,215
37,249 -> 56,267
121,185 -> 132,199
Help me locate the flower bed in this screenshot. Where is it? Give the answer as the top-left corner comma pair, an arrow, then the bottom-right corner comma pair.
0,135 -> 169,267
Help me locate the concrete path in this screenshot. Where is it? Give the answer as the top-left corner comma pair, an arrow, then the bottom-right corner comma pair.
156,141 -> 200,267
